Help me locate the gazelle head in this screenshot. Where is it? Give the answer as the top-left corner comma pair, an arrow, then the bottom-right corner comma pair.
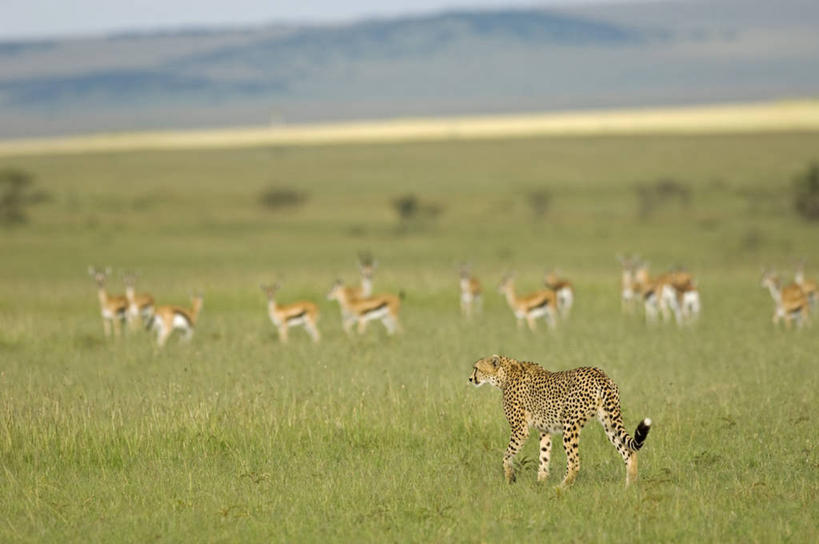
122,270 -> 138,289
544,268 -> 560,286
459,262 -> 472,280
260,282 -> 281,300
634,259 -> 650,284
190,291 -> 204,314
497,274 -> 515,294
795,259 -> 806,284
327,279 -> 345,301
358,251 -> 376,280
88,266 -> 112,287
760,268 -> 779,289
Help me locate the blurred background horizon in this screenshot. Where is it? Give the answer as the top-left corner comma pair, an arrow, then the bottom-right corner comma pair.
1,0 -> 818,139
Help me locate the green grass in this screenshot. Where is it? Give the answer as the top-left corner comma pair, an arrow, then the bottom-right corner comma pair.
1,132 -> 818,542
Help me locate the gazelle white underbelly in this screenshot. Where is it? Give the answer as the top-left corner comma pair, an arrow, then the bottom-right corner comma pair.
362,307 -> 390,321
172,314 -> 191,329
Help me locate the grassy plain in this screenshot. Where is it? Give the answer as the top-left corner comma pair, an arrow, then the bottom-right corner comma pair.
1,131 -> 818,542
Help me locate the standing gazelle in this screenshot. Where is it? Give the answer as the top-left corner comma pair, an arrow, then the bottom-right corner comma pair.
498,274 -> 558,331
459,264 -> 482,318
327,280 -> 402,336
260,283 -> 320,343
760,269 -> 809,329
795,260 -> 817,310
544,268 -> 574,319
123,272 -> 155,330
89,266 -> 128,338
149,292 -> 204,347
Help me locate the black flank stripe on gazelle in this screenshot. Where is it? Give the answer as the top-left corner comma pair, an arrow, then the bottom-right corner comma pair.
527,298 -> 550,312
362,301 -> 388,315
287,311 -> 307,323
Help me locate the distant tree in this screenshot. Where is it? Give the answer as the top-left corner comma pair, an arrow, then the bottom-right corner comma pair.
0,168 -> 47,226
793,162 -> 819,220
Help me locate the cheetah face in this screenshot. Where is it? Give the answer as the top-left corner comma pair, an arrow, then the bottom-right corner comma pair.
468,355 -> 502,388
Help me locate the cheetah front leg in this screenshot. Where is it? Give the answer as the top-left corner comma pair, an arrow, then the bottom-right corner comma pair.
538,433 -> 552,482
503,424 -> 529,483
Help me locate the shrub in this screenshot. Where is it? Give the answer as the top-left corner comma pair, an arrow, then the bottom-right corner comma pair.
391,194 -> 443,231
636,177 -> 691,218
793,162 -> 819,220
258,185 -> 308,211
0,168 -> 48,226
526,189 -> 551,219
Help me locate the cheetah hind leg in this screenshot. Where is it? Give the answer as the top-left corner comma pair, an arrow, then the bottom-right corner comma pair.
559,418 -> 586,488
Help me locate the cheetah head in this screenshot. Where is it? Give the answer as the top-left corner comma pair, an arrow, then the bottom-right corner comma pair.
468,354 -> 504,388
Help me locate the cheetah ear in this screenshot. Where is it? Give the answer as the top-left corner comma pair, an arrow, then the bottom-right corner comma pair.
490,354 -> 501,367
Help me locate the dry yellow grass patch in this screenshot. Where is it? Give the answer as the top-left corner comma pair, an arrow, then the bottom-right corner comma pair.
2,99 -> 819,157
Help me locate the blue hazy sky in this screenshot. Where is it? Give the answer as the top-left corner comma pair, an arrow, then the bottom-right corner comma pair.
1,0 -> 645,40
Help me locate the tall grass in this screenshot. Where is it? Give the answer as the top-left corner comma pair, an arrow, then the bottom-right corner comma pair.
0,132 -> 818,542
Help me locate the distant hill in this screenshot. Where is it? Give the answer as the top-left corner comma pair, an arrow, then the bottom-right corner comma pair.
1,0 -> 818,138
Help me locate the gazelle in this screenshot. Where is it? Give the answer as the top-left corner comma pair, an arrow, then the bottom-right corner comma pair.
260,283 -> 320,343
122,272 -> 155,330
332,252 -> 377,322
459,263 -> 482,318
760,269 -> 809,329
149,292 -> 204,347
636,263 -> 692,324
498,274 -> 558,331
795,260 -> 817,309
660,269 -> 699,325
327,280 -> 402,336
663,280 -> 701,325
544,268 -> 574,319
88,266 -> 128,338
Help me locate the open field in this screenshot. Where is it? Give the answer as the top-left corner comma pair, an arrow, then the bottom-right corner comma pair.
1,131 -> 818,542
2,100 -> 819,157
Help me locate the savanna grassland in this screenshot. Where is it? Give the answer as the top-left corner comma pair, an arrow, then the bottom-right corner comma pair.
1,132 -> 818,542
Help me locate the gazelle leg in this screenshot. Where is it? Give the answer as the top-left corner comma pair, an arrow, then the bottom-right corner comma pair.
306,320 -> 320,343
103,318 -> 111,338
277,324 -> 289,343
526,315 -> 537,331
357,318 -> 368,335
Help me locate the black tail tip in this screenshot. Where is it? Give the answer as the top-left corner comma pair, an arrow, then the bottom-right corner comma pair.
634,418 -> 652,448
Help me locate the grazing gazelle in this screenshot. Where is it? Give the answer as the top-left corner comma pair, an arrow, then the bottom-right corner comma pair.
122,272 -> 155,330
544,268 -> 574,319
149,292 -> 204,347
260,283 -> 320,343
498,274 -> 558,331
89,266 -> 128,338
795,260 -> 817,309
327,280 -> 402,336
459,263 -> 482,318
760,269 -> 809,329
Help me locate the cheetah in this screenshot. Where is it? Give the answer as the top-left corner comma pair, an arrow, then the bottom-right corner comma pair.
469,354 -> 651,488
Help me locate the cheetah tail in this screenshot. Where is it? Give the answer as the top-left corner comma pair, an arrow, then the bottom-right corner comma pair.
631,418 -> 652,451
